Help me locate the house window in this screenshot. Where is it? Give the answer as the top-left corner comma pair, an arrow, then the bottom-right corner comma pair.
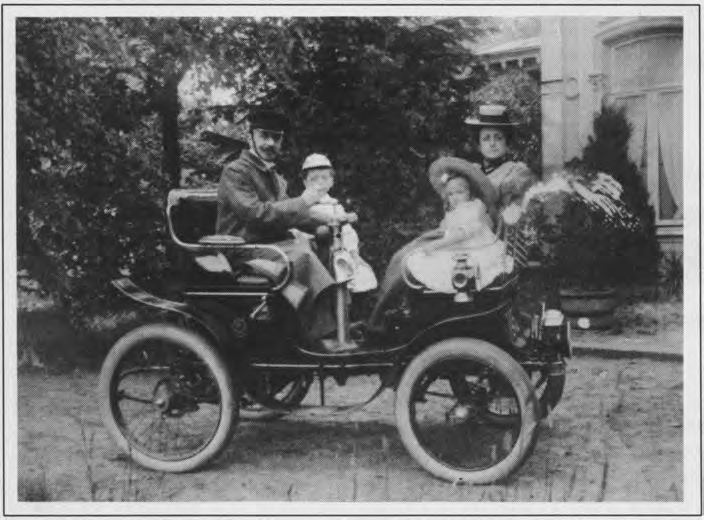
609,33 -> 683,223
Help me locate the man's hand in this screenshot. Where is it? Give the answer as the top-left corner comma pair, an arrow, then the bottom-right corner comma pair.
301,186 -> 326,206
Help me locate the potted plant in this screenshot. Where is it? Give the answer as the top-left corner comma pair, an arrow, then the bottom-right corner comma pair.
522,168 -> 650,329
519,105 -> 660,330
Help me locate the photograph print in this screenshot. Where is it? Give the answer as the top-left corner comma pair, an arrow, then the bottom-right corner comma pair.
5,3 -> 700,515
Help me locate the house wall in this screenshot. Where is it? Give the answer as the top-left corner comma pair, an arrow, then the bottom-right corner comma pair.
539,16 -> 684,254
540,17 -> 601,172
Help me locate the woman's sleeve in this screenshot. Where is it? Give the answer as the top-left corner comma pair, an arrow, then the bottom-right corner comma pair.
502,162 -> 538,207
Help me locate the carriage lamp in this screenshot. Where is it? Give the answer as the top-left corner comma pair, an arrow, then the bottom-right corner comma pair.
540,309 -> 571,356
542,310 -> 564,341
543,309 -> 564,327
452,254 -> 477,303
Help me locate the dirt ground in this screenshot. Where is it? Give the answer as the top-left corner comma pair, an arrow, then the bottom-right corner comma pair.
16,347 -> 683,503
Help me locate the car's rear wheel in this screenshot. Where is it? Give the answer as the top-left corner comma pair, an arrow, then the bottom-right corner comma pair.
99,324 -> 238,473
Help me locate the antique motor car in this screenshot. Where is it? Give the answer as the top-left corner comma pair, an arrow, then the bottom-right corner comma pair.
98,187 -> 569,484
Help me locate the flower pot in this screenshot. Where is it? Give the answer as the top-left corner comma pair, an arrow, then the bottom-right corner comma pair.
558,287 -> 619,330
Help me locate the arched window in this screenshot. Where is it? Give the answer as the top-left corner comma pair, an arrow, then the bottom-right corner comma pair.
606,29 -> 683,224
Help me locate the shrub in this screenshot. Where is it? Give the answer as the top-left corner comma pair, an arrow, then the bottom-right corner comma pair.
543,191 -> 643,289
660,252 -> 683,299
521,104 -> 660,290
521,170 -> 647,290
581,104 -> 660,283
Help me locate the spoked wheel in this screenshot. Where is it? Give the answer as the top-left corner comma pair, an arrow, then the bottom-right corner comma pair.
240,372 -> 313,420
396,339 -> 540,484
468,357 -> 566,427
98,324 -> 238,473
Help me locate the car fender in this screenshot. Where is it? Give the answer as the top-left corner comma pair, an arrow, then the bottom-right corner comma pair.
111,278 -> 235,351
404,300 -> 519,358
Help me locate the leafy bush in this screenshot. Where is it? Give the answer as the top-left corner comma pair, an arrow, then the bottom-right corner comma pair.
517,168 -> 648,290
16,19 -> 171,320
521,105 -> 660,290
17,17 -> 489,322
540,189 -> 643,289
251,17 -> 485,274
660,252 -> 683,299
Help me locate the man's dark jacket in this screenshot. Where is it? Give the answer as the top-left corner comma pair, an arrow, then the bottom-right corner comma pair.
215,149 -> 335,339
216,149 -> 318,241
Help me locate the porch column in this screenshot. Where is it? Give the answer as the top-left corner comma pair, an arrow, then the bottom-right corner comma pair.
540,17 -> 564,175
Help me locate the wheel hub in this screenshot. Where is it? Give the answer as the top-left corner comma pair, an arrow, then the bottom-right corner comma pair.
153,379 -> 198,417
446,403 -> 477,424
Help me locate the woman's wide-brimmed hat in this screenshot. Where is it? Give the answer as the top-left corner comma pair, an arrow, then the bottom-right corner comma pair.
428,157 -> 498,210
464,104 -> 518,128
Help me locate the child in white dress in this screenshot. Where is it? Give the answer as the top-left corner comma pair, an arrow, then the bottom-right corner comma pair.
296,154 -> 377,293
406,174 -> 512,293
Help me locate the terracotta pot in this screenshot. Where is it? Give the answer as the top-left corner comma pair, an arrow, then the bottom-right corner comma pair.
558,287 -> 619,330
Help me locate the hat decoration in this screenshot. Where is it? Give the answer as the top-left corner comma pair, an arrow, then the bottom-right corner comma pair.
464,104 -> 518,128
427,157 -> 498,210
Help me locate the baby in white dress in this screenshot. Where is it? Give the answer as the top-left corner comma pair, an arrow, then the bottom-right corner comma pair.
406,174 -> 512,293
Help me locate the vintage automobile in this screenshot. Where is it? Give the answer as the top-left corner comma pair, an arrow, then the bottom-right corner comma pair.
98,187 -> 569,485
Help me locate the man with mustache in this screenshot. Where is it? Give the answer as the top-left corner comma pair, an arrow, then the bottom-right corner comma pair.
216,105 -> 348,351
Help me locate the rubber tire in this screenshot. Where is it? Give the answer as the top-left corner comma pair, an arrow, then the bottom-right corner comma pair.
482,359 -> 566,427
98,323 -> 238,473
395,338 -> 540,484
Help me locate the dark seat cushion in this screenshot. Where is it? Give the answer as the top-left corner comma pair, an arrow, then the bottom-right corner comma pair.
170,196 -> 219,244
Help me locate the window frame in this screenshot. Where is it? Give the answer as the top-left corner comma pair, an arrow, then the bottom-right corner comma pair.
606,31 -> 684,228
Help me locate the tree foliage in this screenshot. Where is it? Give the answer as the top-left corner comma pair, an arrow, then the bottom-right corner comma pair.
17,19 -> 168,316
17,16 -> 488,318
17,17 -> 264,318
250,17 -> 485,271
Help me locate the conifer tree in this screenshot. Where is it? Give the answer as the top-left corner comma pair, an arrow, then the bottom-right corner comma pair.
582,104 -> 660,282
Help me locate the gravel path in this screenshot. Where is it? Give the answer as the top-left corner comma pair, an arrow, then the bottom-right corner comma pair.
18,354 -> 682,502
